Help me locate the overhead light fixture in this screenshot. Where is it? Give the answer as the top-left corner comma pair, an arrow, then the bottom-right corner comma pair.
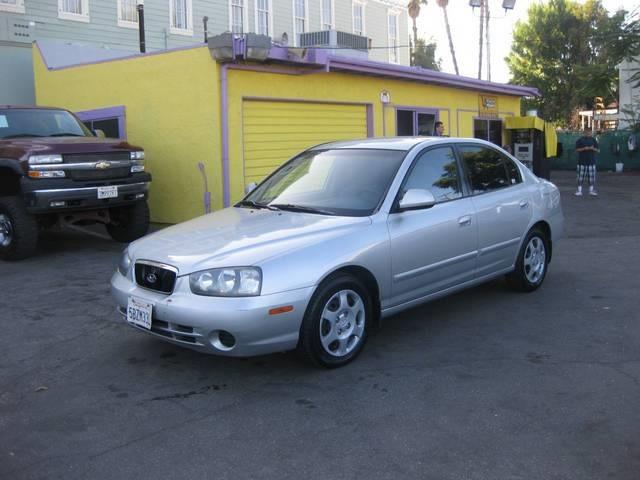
245,33 -> 272,61
502,0 -> 516,9
208,32 -> 235,62
469,0 -> 481,7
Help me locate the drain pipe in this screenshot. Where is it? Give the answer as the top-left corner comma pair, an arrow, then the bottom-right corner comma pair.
221,63 -> 230,207
137,0 -> 146,53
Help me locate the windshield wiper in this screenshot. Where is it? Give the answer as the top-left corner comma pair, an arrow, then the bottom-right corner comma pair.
49,133 -> 86,137
236,200 -> 280,211
268,204 -> 334,215
2,134 -> 44,139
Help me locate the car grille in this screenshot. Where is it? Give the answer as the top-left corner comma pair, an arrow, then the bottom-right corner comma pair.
135,262 -> 177,294
150,319 -> 204,345
68,167 -> 131,181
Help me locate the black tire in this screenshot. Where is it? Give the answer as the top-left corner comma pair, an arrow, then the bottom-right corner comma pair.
106,201 -> 150,243
298,273 -> 372,368
0,196 -> 38,261
506,227 -> 549,292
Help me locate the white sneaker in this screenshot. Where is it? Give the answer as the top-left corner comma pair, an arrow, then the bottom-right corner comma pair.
589,190 -> 598,196
574,190 -> 583,196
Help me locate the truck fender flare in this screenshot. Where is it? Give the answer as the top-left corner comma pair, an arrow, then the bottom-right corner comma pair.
0,159 -> 24,176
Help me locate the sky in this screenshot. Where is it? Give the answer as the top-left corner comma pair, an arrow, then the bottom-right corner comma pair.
415,0 -> 639,84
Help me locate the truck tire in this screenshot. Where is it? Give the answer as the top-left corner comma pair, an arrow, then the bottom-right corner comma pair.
106,201 -> 150,243
0,196 -> 39,261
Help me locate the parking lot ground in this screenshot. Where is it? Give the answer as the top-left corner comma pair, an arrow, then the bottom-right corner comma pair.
1,170 -> 639,480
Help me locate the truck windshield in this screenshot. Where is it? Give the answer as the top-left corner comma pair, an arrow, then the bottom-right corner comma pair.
0,108 -> 92,139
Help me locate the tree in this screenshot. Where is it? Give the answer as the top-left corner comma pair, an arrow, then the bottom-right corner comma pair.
407,0 -> 428,66
412,38 -> 441,71
436,0 -> 459,75
506,0 -> 630,127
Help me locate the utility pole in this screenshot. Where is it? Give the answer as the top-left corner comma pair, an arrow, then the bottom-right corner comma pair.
485,0 -> 491,81
477,0 -> 484,80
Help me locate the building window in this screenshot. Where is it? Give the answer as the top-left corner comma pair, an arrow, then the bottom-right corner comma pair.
293,0 -> 307,45
230,0 -> 247,34
388,12 -> 399,63
75,106 -> 127,140
352,1 -> 365,36
118,0 -> 138,28
321,0 -> 334,30
255,0 -> 271,36
170,0 -> 192,35
474,118 -> 503,146
0,0 -> 25,14
58,0 -> 89,22
396,109 -> 437,136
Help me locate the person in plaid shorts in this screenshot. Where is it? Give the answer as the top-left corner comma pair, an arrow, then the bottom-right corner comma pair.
575,128 -> 599,196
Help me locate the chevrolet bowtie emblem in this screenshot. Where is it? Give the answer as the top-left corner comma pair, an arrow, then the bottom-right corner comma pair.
95,161 -> 111,170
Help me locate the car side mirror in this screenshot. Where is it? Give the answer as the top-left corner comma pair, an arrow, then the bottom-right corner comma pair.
398,189 -> 437,210
93,129 -> 106,138
245,182 -> 258,194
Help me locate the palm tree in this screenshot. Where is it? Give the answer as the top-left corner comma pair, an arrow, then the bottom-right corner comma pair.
407,0 -> 427,66
436,0 -> 459,75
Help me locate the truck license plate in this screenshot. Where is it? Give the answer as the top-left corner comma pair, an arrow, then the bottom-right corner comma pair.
127,297 -> 152,330
98,186 -> 118,199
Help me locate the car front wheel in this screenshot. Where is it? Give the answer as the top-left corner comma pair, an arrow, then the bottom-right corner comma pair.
298,274 -> 372,368
106,201 -> 150,243
506,227 -> 549,292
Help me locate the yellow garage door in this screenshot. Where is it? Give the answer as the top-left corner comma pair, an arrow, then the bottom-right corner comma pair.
242,100 -> 368,186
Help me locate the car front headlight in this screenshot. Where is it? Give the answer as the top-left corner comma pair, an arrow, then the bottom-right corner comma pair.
118,248 -> 132,276
189,267 -> 262,297
29,154 -> 63,165
130,151 -> 145,160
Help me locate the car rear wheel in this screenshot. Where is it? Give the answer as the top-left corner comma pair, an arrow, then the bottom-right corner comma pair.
106,201 -> 150,243
0,196 -> 38,261
298,274 -> 372,368
506,227 -> 549,292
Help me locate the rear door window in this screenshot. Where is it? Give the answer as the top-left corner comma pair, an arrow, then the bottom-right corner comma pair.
459,145 -> 511,194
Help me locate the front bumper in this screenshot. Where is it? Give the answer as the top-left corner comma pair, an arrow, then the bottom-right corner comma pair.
110,270 -> 315,357
22,175 -> 151,213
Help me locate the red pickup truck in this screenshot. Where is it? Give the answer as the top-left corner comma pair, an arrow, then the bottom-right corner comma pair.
0,106 -> 152,260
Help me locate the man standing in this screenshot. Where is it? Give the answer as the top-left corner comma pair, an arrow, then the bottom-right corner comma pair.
575,128 -> 599,196
434,121 -> 445,136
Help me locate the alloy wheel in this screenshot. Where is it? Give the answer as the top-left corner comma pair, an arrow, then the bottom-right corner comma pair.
319,289 -> 366,357
0,213 -> 13,248
523,236 -> 546,284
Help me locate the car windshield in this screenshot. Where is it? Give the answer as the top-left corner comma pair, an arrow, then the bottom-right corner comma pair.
0,108 -> 92,139
240,148 -> 407,217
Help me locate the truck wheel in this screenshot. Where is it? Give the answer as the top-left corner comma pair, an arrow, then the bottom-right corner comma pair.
0,196 -> 38,261
106,201 -> 150,243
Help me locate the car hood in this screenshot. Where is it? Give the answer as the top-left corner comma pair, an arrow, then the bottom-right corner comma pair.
128,207 -> 372,275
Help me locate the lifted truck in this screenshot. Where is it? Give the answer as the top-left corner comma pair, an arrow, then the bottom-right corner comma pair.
0,106 -> 152,260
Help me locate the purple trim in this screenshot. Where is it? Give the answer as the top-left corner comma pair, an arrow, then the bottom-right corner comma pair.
221,64 -> 230,208
36,41 -> 207,71
366,104 -> 373,137
229,64 -> 323,75
75,105 -> 127,139
326,56 -> 539,98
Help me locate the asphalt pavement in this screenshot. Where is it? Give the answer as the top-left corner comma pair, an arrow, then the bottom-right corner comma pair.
1,170 -> 639,480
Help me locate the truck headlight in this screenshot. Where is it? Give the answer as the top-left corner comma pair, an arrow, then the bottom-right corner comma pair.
29,154 -> 63,165
189,267 -> 262,297
130,151 -> 145,160
118,248 -> 132,276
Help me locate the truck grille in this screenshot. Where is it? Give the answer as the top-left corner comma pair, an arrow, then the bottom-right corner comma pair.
63,152 -> 130,164
69,167 -> 131,181
135,262 -> 177,294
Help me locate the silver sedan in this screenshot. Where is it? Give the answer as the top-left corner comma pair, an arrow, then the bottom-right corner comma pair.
111,137 -> 564,368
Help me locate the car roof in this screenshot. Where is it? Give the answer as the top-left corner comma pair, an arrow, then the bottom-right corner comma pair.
310,136 -> 499,152
0,105 -> 68,111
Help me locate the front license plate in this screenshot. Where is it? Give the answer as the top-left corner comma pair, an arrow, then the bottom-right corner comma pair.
127,297 -> 152,330
98,186 -> 118,199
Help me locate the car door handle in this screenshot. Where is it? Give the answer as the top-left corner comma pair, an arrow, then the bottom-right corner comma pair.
458,215 -> 472,226
519,200 -> 529,209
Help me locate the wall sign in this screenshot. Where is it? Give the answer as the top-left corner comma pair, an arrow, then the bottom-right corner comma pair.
479,95 -> 499,117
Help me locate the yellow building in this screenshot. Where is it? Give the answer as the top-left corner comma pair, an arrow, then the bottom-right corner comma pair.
33,38 -> 537,224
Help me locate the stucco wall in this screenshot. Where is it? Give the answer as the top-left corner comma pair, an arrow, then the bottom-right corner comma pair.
33,45 -> 220,224
34,43 -> 521,223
